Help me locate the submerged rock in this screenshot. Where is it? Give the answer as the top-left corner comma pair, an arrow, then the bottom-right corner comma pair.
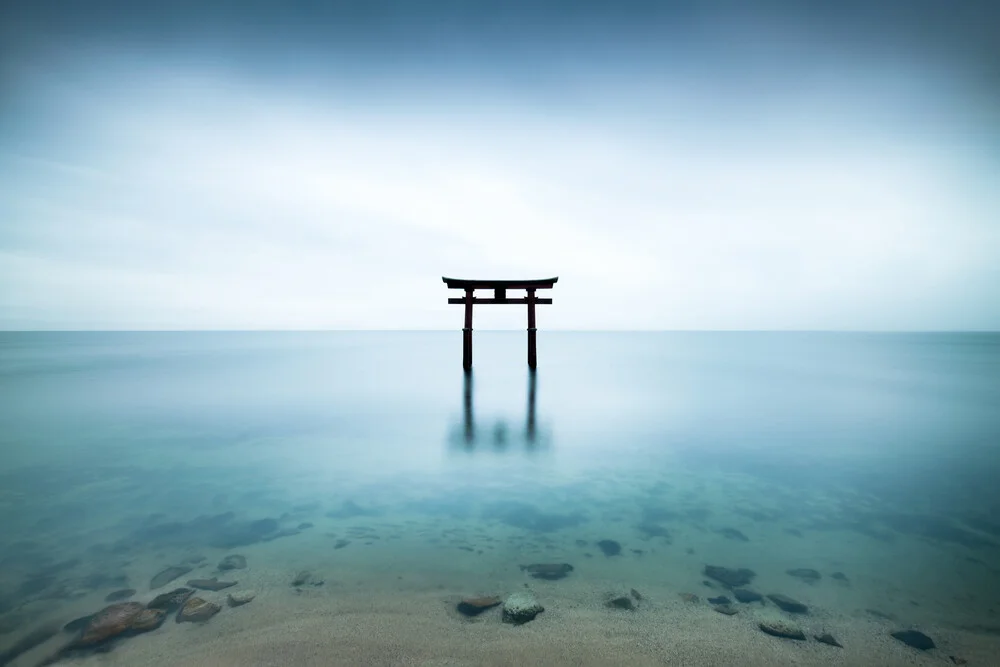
149,565 -> 192,590
519,563 -> 574,580
62,614 -> 94,633
815,632 -> 843,648
767,594 -> 809,614
636,522 -> 671,540
891,629 -> 936,650
187,578 -> 237,591
73,602 -> 145,646
707,596 -> 731,605
291,570 -> 324,587
597,540 -> 622,556
605,595 -> 635,610
227,590 -> 257,607
130,608 -> 167,632
759,620 -> 806,640
703,565 -> 756,588
786,568 -> 821,582
713,604 -> 738,615
147,587 -> 194,612
679,593 -> 700,603
717,527 -> 750,542
502,592 -> 544,625
176,597 -> 221,623
456,596 -> 501,616
218,554 -> 247,571
733,589 -> 763,603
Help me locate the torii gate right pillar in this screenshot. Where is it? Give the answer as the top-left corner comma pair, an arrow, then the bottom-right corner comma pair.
527,288 -> 537,370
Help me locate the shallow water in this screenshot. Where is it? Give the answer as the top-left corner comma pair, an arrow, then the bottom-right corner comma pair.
1,331 -> 999,662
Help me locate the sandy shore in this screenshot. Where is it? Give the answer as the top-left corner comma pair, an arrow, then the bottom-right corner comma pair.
9,573 -> 997,667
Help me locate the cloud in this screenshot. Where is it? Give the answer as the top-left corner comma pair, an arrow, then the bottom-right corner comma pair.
1,17 -> 998,329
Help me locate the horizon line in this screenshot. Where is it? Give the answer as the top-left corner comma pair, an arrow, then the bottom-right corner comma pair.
1,329 -> 998,334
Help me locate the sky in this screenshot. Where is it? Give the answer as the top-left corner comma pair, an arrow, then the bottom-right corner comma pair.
1,0 -> 998,330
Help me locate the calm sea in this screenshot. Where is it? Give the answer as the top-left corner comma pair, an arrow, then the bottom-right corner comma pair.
1,331 -> 999,658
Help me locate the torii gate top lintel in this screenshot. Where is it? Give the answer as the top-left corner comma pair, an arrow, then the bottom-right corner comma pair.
442,277 -> 558,290
442,276 -> 558,370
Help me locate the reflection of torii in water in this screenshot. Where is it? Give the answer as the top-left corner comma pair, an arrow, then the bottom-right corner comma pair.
460,371 -> 538,450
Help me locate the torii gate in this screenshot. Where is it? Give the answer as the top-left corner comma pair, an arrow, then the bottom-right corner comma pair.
442,277 -> 558,371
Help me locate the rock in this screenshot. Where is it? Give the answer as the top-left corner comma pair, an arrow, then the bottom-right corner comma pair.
518,563 -> 574,580
707,596 -> 731,605
679,593 -> 700,603
733,589 -> 763,603
597,540 -> 621,556
949,656 -> 968,665
176,597 -> 221,623
502,592 -> 544,625
767,594 -> 809,614
814,632 -> 843,647
149,565 -> 192,590
713,604 -> 738,615
605,595 -> 635,610
297,522 -> 314,530
62,615 -> 93,633
291,570 -> 324,587
703,565 -> 755,588
147,587 -> 194,612
333,539 -> 351,549
73,602 -> 145,646
787,568 -> 821,582
227,590 -> 256,607
717,527 -> 749,542
456,596 -> 501,616
218,554 -> 247,571
104,588 -> 136,602
830,571 -> 849,583
759,620 -> 806,640
130,608 -> 166,633
630,588 -> 643,601
187,578 -> 237,591
890,629 -> 935,650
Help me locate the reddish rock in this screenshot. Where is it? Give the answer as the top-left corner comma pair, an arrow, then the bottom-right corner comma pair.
74,603 -> 145,646
130,608 -> 167,633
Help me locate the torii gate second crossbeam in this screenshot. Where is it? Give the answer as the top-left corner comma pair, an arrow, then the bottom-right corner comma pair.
442,277 -> 558,371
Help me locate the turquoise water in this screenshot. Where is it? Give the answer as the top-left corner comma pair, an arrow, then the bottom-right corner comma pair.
1,331 -> 999,663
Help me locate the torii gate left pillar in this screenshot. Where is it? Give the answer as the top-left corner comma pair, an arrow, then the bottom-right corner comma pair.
443,277 -> 558,371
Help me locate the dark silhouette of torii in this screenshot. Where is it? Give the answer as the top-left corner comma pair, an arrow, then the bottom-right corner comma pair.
442,277 -> 557,370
